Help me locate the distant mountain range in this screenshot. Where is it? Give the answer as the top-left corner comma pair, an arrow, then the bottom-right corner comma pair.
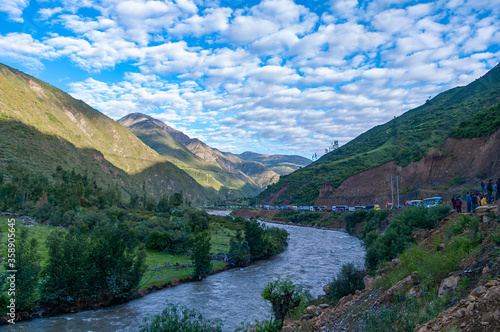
258,63 -> 500,206
0,63 -> 220,204
0,61 -> 310,205
118,113 -> 311,198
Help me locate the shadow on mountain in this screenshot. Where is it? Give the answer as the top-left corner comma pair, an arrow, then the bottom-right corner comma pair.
0,120 -> 223,205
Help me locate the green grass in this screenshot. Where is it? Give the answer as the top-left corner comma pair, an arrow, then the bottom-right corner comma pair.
0,217 -> 230,291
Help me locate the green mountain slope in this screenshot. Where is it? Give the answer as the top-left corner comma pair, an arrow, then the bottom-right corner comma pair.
0,63 -> 221,204
118,113 -> 280,199
235,151 -> 312,175
258,63 -> 500,205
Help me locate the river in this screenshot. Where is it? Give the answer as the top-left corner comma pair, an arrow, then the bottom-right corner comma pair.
9,213 -> 365,332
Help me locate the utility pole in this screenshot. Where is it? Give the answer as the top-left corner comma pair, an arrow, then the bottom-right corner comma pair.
390,176 -> 394,208
396,175 -> 400,208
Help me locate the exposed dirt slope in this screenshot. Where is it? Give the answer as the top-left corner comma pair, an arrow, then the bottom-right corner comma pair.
314,130 -> 500,207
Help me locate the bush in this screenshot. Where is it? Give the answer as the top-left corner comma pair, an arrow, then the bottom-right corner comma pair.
261,277 -> 306,329
328,263 -> 365,303
140,302 -> 222,332
146,231 -> 171,251
365,205 -> 451,270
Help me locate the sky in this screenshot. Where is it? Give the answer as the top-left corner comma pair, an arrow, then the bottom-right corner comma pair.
1,0 -> 499,159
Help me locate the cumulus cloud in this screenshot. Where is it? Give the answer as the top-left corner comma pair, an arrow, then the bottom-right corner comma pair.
1,0 -> 499,157
0,0 -> 29,22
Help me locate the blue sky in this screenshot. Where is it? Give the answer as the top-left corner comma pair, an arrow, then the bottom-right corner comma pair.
1,0 -> 499,159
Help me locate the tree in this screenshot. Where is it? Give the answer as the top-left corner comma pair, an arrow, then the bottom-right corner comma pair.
170,192 -> 183,207
140,302 -> 222,332
261,277 -> 306,329
244,221 -> 265,260
191,231 -> 212,280
4,230 -> 41,311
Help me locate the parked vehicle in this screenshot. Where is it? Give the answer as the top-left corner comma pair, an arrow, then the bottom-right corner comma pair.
423,197 -> 443,208
354,205 -> 366,211
336,205 -> 349,213
364,204 -> 380,211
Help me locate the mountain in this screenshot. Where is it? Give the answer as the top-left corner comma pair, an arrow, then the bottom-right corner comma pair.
235,151 -> 311,175
257,63 -> 500,206
0,63 -> 221,204
118,113 -> 280,198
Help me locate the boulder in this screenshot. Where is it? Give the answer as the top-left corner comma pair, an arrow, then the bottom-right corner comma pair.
438,275 -> 460,297
381,273 -> 418,304
412,229 -> 431,242
475,205 -> 499,222
363,275 -> 376,290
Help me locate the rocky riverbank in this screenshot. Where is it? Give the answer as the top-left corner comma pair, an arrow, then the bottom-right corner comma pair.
282,203 -> 500,331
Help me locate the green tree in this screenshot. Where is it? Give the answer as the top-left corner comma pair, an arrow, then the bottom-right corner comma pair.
261,277 -> 306,329
156,195 -> 171,213
140,302 -> 222,332
3,230 -> 41,311
191,231 -> 212,280
170,192 -> 183,207
244,221 -> 265,260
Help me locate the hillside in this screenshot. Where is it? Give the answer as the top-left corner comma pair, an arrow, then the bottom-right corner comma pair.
119,113 -> 280,198
235,151 -> 311,175
0,63 -> 221,204
258,63 -> 500,206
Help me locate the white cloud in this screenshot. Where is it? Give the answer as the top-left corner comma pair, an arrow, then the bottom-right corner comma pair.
1,0 -> 499,157
0,0 -> 28,22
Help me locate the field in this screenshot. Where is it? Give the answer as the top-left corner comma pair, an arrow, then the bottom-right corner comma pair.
0,216 -> 232,291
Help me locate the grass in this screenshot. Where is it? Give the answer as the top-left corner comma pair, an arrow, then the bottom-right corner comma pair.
0,217 -> 230,291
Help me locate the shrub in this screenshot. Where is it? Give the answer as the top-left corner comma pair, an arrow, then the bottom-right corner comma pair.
140,302 -> 222,332
365,205 -> 451,270
327,263 -> 365,303
261,277 -> 306,329
345,210 -> 367,234
146,231 -> 171,251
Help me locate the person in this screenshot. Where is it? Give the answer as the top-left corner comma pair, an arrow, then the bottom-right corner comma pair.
466,192 -> 472,213
471,194 -> 478,213
480,195 -> 487,206
496,178 -> 500,200
481,180 -> 486,194
451,196 -> 456,211
455,196 -> 462,213
486,179 -> 494,203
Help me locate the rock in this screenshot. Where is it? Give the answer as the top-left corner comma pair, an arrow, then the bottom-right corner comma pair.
363,276 -> 376,290
455,309 -> 465,318
412,229 -> 430,242
300,314 -> 312,321
485,280 -> 498,288
438,275 -> 460,297
323,284 -> 331,295
471,286 -> 487,297
318,304 -> 329,309
392,258 -> 401,265
282,327 -> 294,332
306,305 -> 317,312
381,273 -> 418,304
475,205 -> 499,222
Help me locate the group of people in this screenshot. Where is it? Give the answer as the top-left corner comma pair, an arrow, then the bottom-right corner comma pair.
451,178 -> 500,213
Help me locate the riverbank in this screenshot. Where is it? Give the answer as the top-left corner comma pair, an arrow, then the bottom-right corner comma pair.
9,220 -> 365,331
233,209 -> 348,232
282,204 -> 500,331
